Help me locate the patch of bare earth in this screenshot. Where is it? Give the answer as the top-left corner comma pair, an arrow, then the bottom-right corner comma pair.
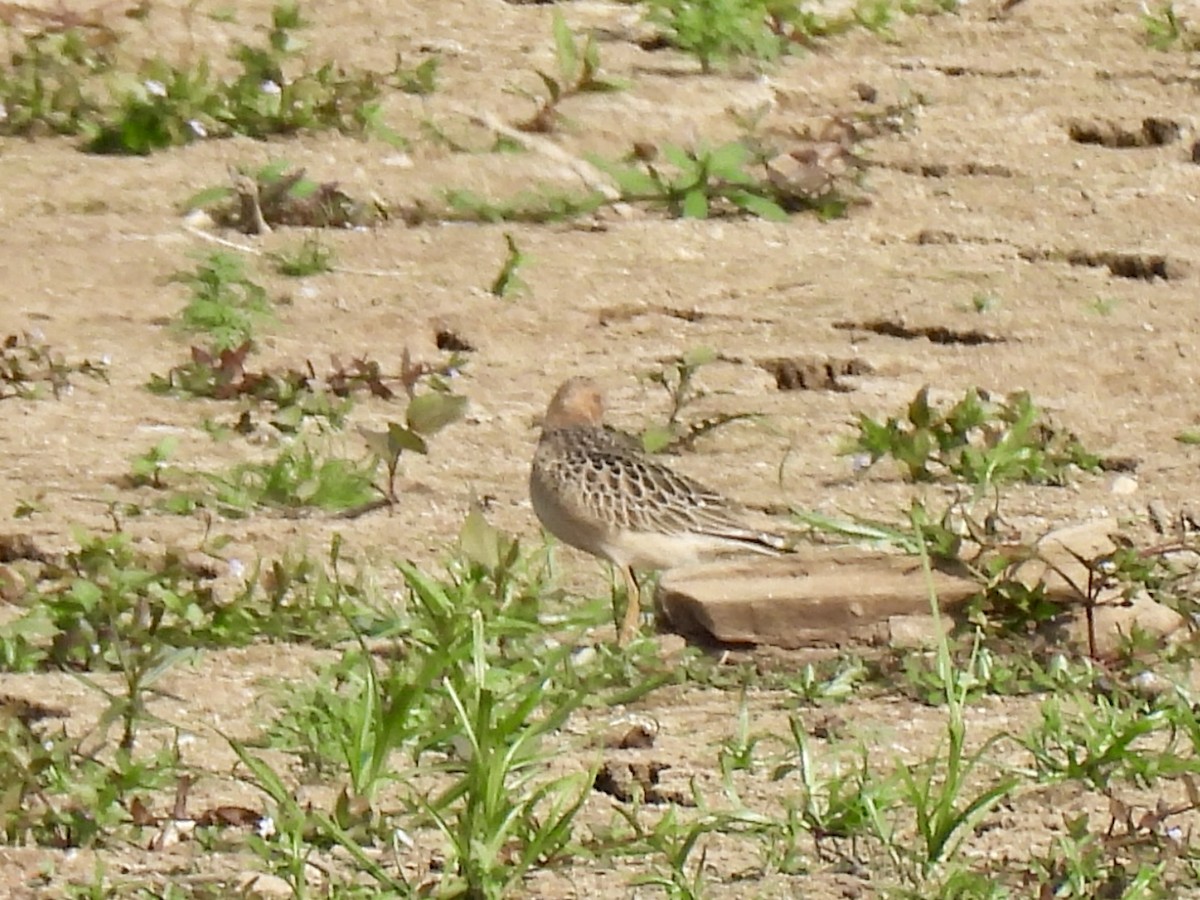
2,0 -> 1200,896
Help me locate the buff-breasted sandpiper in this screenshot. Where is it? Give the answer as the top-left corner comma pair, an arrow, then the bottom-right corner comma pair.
530,376 -> 788,644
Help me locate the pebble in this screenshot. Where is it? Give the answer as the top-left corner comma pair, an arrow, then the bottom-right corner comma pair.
1110,474 -> 1138,495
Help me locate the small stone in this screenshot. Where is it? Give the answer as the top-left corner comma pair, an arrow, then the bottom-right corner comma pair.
417,38 -> 465,55
1110,474 -> 1138,496
238,874 -> 293,900
0,565 -> 24,602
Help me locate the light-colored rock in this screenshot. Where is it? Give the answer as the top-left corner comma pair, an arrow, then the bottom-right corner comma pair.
1110,474 -> 1139,496
656,519 -> 1186,652
238,873 -> 293,900
1062,591 -> 1185,656
656,549 -> 979,648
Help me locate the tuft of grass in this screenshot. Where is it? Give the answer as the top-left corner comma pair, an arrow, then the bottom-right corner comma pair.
271,234 -> 335,276
202,440 -> 379,516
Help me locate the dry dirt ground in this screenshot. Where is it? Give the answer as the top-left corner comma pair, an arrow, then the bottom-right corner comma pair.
3,0 -> 1200,896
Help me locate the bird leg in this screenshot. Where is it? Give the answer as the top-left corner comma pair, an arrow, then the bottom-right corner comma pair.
617,564 -> 641,645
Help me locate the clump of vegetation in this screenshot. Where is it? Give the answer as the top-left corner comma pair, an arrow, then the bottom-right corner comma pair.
185,160 -> 386,233
516,11 -> 624,133
0,3 -> 431,153
642,0 -> 962,72
271,234 -> 335,276
426,132 -> 860,225
148,342 -> 466,436
645,0 -> 788,73
198,440 -> 381,516
0,332 -> 109,400
170,252 -> 273,351
639,347 -> 759,453
1142,2 -> 1200,51
844,386 -> 1103,487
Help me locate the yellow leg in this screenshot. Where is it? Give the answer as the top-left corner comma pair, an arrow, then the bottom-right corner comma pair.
617,565 -> 641,646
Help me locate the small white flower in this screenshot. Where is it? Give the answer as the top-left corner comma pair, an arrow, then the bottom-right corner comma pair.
260,80 -> 282,95
256,816 -> 276,839
144,79 -> 167,97
188,119 -> 207,138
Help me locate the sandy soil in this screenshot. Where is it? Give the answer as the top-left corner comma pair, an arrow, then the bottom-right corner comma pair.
2,0 -> 1200,896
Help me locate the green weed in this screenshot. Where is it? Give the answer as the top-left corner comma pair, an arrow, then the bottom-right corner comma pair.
845,386 -> 1102,488
170,252 -> 273,352
1142,2 -> 1200,51
638,346 -> 760,453
0,332 -> 109,400
200,440 -> 379,516
127,438 -> 179,489
271,234 -> 335,276
490,233 -> 529,298
87,3 -> 403,153
645,0 -> 786,72
518,11 -> 624,132
593,140 -> 791,220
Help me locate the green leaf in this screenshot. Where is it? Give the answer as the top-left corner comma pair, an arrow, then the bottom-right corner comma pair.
682,188 -> 709,219
640,425 -> 674,454
662,143 -> 698,173
182,185 -> 233,211
387,422 -> 428,455
459,501 -> 501,570
727,189 -> 789,221
588,156 -> 660,197
681,346 -> 717,368
535,70 -> 562,104
256,159 -> 294,183
706,141 -> 751,179
552,11 -> 578,81
406,392 -> 467,435
908,387 -> 933,429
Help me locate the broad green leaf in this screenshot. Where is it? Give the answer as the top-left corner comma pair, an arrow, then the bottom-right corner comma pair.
588,157 -> 660,196
182,185 -> 232,211
662,143 -> 698,172
387,422 -> 428,455
459,501 -> 501,570
256,159 -> 294,183
682,346 -> 717,368
706,141 -> 750,179
406,392 -> 468,435
682,188 -> 709,219
727,189 -> 789,221
640,425 -> 674,454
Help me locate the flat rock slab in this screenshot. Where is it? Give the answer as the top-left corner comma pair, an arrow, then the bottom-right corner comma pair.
657,524 -> 1186,651
657,548 -> 979,649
